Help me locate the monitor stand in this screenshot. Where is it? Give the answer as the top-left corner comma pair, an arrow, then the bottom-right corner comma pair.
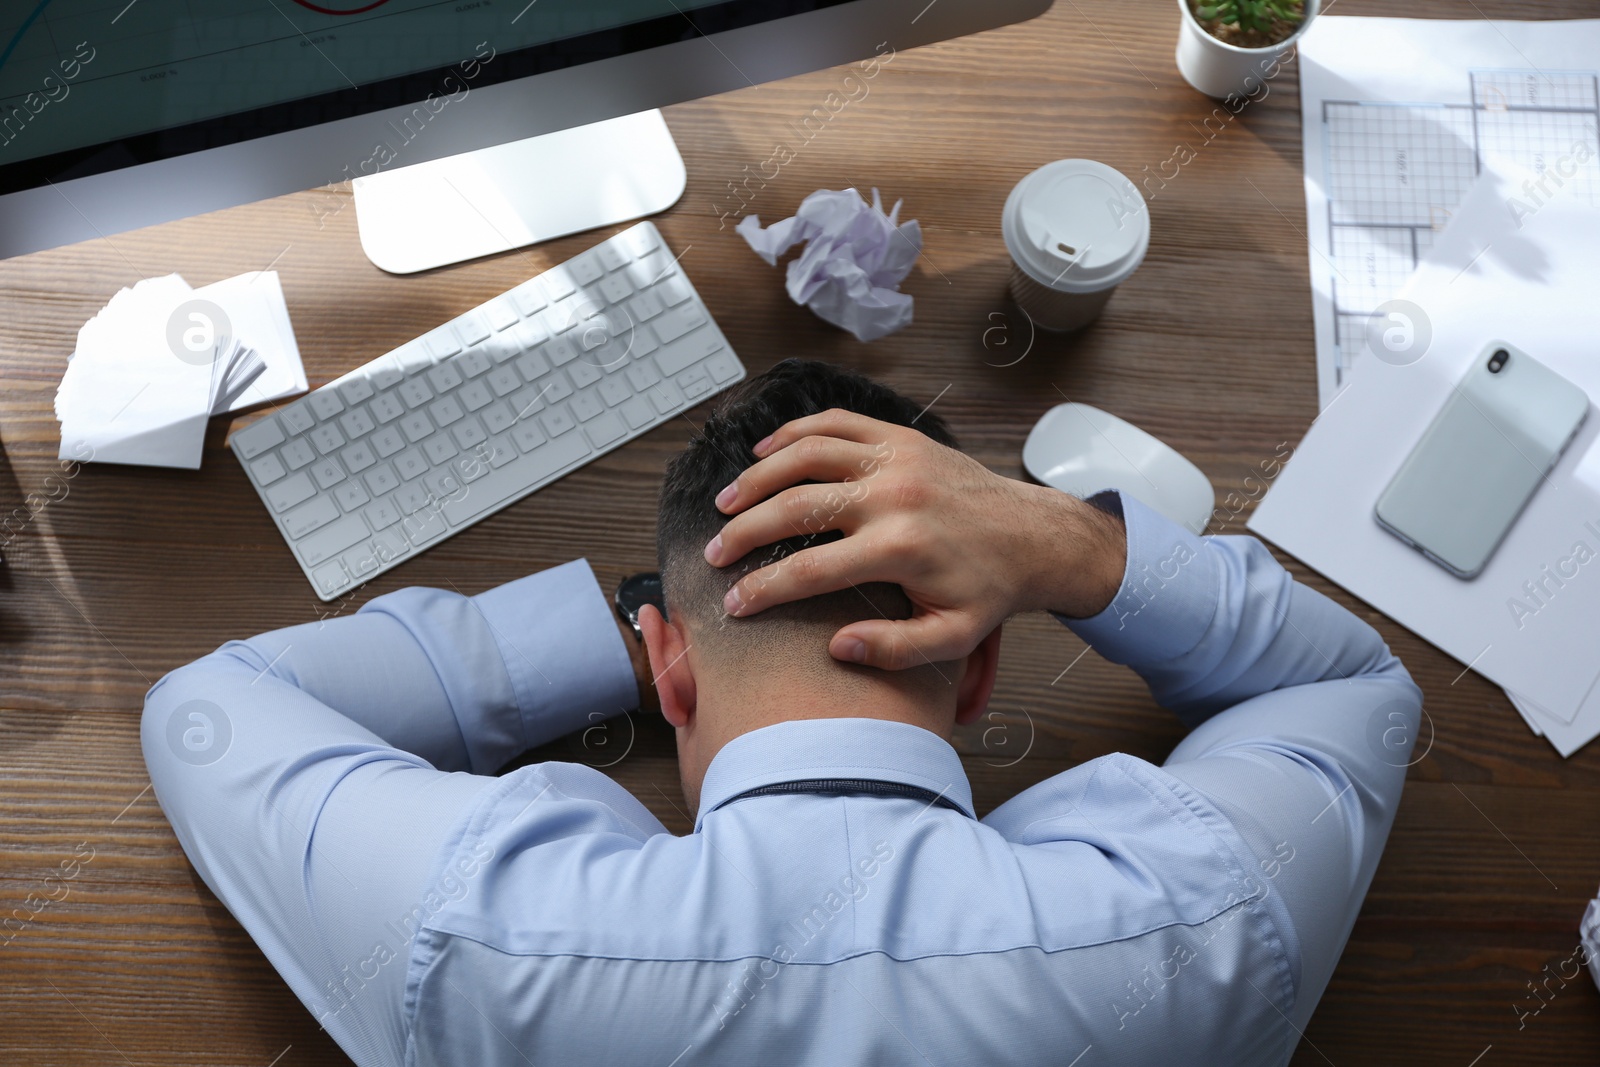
351,109 -> 686,275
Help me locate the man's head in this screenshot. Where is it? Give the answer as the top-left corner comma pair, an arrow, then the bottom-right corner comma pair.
641,360 -> 996,812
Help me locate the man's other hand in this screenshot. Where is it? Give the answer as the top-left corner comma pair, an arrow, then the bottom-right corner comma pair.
703,409 -> 1127,670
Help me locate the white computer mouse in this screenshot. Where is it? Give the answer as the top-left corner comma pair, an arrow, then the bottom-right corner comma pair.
1022,403 -> 1215,534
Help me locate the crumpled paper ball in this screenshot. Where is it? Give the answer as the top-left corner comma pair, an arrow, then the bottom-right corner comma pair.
736,187 -> 921,342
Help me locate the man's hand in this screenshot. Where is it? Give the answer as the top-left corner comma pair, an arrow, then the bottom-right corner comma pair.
704,409 -> 1128,670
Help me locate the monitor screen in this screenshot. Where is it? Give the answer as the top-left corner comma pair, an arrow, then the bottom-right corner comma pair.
0,0 -> 848,193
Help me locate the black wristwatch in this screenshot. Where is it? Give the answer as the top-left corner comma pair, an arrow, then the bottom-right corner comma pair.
614,572 -> 665,643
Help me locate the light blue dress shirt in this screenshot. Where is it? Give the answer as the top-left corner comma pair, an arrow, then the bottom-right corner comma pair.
141,493 -> 1421,1067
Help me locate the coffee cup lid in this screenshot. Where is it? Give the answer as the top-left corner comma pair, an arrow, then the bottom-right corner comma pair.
1002,160 -> 1150,293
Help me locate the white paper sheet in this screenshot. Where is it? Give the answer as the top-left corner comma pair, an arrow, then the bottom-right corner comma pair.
1297,16 -> 1600,407
1250,167 -> 1600,749
54,271 -> 306,469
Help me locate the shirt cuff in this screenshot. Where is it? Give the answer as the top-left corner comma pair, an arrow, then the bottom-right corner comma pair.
1056,491 -> 1222,667
473,559 -> 640,750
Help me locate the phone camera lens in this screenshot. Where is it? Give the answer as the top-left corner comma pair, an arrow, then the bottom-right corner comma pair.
1488,349 -> 1509,373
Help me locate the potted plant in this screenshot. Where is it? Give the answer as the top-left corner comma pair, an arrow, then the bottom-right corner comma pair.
1175,0 -> 1320,101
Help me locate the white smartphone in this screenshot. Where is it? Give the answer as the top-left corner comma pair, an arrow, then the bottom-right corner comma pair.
1374,341 -> 1589,579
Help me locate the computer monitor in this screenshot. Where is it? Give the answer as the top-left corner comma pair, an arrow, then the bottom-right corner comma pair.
0,1 -> 1049,270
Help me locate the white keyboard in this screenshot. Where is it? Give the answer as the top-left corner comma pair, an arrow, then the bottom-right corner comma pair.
230,222 -> 746,601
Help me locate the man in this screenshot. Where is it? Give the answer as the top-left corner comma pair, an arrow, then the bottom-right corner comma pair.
143,359 -> 1420,1066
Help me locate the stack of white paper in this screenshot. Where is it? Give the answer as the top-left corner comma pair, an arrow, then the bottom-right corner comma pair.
1252,166 -> 1600,756
55,272 -> 307,470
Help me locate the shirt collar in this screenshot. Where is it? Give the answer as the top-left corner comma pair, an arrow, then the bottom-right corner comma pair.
694,717 -> 974,832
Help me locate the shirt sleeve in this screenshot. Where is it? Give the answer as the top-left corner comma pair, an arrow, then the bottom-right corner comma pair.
138,558 -> 642,1067
1058,492 -> 1423,1030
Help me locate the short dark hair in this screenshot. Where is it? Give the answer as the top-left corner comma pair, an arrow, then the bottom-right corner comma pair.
656,359 -> 957,655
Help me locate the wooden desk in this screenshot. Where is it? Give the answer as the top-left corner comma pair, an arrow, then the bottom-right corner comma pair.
3,1 -> 1597,1062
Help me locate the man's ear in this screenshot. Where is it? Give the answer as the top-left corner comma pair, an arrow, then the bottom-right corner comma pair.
953,627 -> 1003,726
639,604 -> 697,730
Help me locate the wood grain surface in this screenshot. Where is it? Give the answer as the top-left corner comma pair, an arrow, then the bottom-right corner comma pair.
4,1 -> 1599,1063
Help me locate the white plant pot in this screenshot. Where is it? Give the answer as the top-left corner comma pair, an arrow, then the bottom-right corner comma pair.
1174,0 -> 1319,100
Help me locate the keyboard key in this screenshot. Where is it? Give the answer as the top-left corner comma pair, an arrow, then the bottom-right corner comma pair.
483,334 -> 521,364
310,423 -> 346,455
396,479 -> 433,515
396,341 -> 433,373
511,280 -> 548,317
546,337 -> 579,366
483,433 -> 518,468
440,430 -> 591,527
487,366 -> 521,398
424,327 -> 461,359
657,330 -> 726,378
299,514 -> 370,566
569,252 -> 603,286
484,298 -> 519,332
334,481 -> 370,512
365,498 -> 401,530
648,382 -> 683,415
402,508 -> 448,546
629,326 -> 658,358
399,378 -> 434,409
281,438 -> 316,471
313,561 -> 349,595
370,391 -> 406,423
706,351 -> 742,384
653,303 -> 707,345
280,402 -> 315,435
508,386 -> 545,420
453,449 -> 492,483
341,440 -> 377,473
459,349 -> 493,378
369,526 -> 409,565
541,374 -> 573,403
599,273 -> 633,303
454,312 -> 491,347
570,390 -> 604,422
364,464 -> 400,495
426,362 -> 464,393
657,275 -> 693,307
626,362 -> 661,391
428,396 -> 464,427
598,241 -> 630,271
584,410 -> 627,448
341,546 -> 379,576
515,351 -> 550,383
422,433 -> 459,465
267,471 -> 316,512
370,426 -> 405,458
400,411 -> 434,443
284,495 -> 340,539
452,417 -> 488,450
425,468 -> 466,503
393,448 -> 429,481
599,376 -> 631,407
621,224 -> 661,257
310,457 -> 345,490
568,361 -> 601,389
626,254 -> 667,289
678,366 -> 713,401
515,319 -> 548,351
338,376 -> 375,404
627,290 -> 664,322
371,365 -> 406,390
541,406 -> 576,437
510,421 -> 545,453
339,407 -> 376,439
620,396 -> 654,430
478,401 -> 515,435
309,391 -> 344,420
249,453 -> 287,485
232,417 -> 285,459
542,268 -> 576,301
458,380 -> 493,412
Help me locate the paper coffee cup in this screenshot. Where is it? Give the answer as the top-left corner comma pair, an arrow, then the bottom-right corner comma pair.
1001,159 -> 1149,333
